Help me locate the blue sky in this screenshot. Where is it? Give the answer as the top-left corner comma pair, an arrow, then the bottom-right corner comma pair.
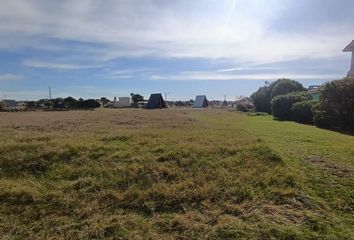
0,0 -> 353,101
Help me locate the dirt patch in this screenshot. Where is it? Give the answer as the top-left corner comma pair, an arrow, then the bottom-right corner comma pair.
305,156 -> 351,177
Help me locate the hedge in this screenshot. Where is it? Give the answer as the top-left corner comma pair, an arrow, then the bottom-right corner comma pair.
291,100 -> 315,124
271,92 -> 307,120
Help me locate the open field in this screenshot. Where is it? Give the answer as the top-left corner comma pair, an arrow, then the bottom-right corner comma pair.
0,109 -> 353,239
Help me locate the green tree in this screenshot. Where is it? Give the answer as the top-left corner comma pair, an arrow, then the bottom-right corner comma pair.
77,99 -> 100,109
251,85 -> 273,113
64,97 -> 78,109
271,78 -> 306,98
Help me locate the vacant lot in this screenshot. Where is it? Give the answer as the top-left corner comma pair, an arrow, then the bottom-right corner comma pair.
0,109 -> 353,239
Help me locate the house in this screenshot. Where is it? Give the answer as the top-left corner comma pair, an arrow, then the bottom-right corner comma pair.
146,93 -> 166,109
343,40 -> 354,77
308,85 -> 320,101
137,100 -> 148,108
192,95 -> 208,108
117,97 -> 131,108
107,97 -> 132,108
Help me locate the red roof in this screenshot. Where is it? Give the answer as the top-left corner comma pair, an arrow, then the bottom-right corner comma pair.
343,40 -> 354,52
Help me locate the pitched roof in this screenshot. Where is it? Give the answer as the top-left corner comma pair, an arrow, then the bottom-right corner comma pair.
146,93 -> 166,109
343,40 -> 354,52
193,95 -> 208,108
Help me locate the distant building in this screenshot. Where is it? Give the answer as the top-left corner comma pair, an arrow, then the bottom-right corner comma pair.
107,97 -> 132,108
193,95 -> 208,108
137,100 -> 148,108
117,97 -> 132,108
308,85 -> 320,101
343,40 -> 354,77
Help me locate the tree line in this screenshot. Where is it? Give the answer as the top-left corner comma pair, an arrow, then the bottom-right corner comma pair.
25,97 -> 101,110
251,77 -> 354,132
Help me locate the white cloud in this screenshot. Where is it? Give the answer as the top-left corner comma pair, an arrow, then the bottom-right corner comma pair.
0,0 -> 352,64
23,60 -> 100,70
151,71 -> 340,81
0,74 -> 22,81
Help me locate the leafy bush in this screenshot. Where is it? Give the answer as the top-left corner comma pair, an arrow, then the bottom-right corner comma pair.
291,100 -> 315,124
251,79 -> 305,114
313,77 -> 354,131
271,92 -> 307,120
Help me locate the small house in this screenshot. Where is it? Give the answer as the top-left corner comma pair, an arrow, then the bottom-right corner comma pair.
308,85 -> 320,101
117,97 -> 131,108
107,97 -> 132,108
146,93 -> 166,109
192,95 -> 208,108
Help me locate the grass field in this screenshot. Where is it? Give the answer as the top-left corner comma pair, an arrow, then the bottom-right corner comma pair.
0,109 -> 353,239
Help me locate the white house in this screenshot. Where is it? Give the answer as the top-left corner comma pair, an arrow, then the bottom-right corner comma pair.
117,97 -> 131,108
107,97 -> 132,108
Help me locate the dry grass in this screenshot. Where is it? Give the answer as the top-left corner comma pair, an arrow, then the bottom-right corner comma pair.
0,109 -> 353,239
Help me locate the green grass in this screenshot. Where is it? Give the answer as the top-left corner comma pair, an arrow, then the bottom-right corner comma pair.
0,109 -> 353,239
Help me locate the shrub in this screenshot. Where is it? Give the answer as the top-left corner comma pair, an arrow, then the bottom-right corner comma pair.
271,92 -> 307,120
313,77 -> 354,131
291,100 -> 315,124
236,102 -> 254,112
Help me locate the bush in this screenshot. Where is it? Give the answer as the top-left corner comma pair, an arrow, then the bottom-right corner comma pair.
236,103 -> 254,112
291,100 -> 315,124
251,79 -> 305,114
313,77 -> 354,131
271,92 -> 307,120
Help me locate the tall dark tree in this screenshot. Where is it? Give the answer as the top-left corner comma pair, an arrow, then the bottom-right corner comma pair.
251,85 -> 273,113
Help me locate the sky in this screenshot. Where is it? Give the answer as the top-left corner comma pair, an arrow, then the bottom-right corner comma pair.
0,0 -> 353,101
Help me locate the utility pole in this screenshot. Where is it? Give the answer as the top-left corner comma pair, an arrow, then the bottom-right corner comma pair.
48,86 -> 52,100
